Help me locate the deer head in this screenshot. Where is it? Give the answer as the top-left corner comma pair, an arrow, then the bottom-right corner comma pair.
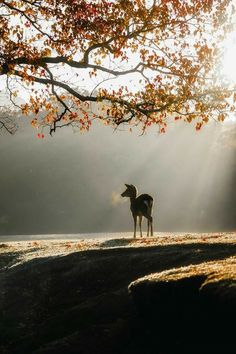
121,184 -> 137,198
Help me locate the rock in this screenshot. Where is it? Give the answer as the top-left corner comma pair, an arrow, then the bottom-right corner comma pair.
129,258 -> 236,354
1,241 -> 236,353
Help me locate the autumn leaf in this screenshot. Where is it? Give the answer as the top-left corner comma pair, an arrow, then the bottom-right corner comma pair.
0,0 -> 235,135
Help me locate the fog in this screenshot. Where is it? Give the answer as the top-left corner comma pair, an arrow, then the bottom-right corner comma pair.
0,119 -> 236,236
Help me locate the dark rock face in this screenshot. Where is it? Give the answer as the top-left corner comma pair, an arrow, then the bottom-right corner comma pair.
0,242 -> 236,354
129,274 -> 236,354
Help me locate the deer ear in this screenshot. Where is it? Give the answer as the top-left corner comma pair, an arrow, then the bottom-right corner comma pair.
125,183 -> 129,187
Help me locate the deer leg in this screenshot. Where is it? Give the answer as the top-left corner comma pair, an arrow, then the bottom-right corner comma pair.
144,214 -> 153,237
133,214 -> 137,238
147,218 -> 150,237
139,216 -> 143,238
150,216 -> 153,236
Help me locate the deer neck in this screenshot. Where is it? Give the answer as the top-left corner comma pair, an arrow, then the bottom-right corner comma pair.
130,195 -> 137,206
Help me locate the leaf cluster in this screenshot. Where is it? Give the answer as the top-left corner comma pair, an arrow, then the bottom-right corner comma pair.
0,0 -> 235,134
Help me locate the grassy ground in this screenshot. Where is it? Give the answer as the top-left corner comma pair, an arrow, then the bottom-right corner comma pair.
0,232 -> 235,354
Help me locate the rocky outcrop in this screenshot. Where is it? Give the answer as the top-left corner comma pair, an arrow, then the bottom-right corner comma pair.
0,241 -> 236,353
129,258 -> 236,354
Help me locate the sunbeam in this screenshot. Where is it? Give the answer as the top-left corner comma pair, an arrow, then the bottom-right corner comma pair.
221,30 -> 236,83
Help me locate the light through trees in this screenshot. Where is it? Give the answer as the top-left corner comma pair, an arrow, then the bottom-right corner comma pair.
0,0 -> 235,135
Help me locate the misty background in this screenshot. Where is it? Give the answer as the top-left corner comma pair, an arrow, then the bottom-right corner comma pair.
0,118 -> 236,237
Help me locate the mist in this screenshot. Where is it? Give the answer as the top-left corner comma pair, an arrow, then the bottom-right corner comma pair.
0,119 -> 236,236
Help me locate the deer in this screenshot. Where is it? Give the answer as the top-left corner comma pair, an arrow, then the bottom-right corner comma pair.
121,184 -> 154,238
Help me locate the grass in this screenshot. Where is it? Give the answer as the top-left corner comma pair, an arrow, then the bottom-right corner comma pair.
0,232 -> 235,354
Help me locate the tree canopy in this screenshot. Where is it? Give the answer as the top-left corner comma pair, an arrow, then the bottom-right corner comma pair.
0,0 -> 235,135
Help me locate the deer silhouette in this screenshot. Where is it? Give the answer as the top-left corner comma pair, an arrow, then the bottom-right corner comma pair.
121,184 -> 153,238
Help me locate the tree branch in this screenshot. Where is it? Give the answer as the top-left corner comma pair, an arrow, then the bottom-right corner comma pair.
8,56 -> 144,77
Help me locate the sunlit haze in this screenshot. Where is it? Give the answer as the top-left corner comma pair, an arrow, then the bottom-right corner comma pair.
0,119 -> 235,236
1,0 -> 236,236
221,31 -> 236,82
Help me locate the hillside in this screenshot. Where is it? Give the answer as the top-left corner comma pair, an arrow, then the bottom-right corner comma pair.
0,233 -> 235,354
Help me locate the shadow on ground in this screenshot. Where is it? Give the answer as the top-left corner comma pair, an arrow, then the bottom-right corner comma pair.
0,241 -> 235,353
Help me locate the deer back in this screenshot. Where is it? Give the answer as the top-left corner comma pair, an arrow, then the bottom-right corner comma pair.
131,193 -> 153,216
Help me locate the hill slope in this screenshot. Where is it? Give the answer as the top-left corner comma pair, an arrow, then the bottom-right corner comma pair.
0,233 -> 235,354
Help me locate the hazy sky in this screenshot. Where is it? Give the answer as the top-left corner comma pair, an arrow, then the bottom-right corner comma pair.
0,119 -> 236,236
